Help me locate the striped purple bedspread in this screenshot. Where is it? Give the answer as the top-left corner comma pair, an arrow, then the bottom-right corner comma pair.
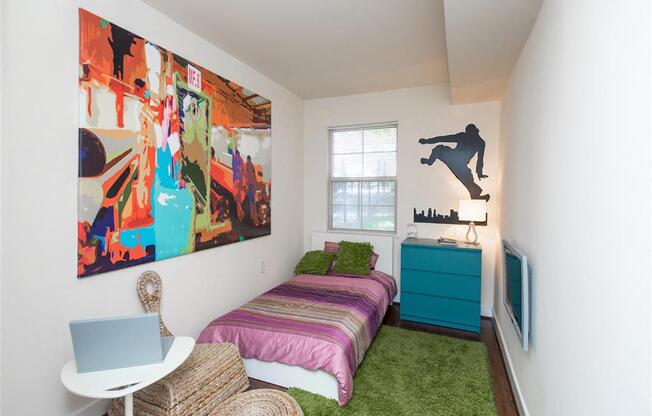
197,271 -> 397,405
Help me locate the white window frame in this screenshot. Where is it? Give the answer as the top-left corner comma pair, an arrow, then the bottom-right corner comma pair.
327,121 -> 398,234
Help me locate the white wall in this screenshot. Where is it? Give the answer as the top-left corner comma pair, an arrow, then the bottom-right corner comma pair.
495,0 -> 651,415
303,85 -> 500,314
0,0 -> 4,414
0,1 -> 304,415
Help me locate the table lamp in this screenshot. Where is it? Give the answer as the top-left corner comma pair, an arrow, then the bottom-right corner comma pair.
459,199 -> 486,244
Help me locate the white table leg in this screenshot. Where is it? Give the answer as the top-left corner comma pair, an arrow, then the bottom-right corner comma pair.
124,393 -> 133,416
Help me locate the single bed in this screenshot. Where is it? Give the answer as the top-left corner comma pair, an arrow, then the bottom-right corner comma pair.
197,232 -> 396,405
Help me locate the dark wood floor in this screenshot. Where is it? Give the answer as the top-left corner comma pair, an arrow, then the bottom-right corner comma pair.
250,303 -> 518,416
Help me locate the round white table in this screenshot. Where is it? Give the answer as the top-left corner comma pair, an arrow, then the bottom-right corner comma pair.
61,336 -> 195,416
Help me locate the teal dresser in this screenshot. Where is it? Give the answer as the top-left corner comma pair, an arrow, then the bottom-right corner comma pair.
400,238 -> 482,332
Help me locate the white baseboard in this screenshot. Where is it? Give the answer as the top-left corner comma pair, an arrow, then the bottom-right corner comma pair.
492,308 -> 529,416
71,399 -> 109,416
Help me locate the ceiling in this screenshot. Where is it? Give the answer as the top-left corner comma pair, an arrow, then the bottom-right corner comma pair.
444,0 -> 543,103
144,0 -> 541,102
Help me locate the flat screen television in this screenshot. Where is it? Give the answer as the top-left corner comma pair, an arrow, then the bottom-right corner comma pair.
503,239 -> 529,352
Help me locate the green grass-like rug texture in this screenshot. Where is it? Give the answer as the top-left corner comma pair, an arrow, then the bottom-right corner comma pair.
288,325 -> 497,416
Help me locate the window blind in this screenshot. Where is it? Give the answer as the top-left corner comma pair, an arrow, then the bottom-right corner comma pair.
328,122 -> 397,232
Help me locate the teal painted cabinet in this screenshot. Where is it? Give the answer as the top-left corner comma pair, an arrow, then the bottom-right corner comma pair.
400,238 -> 482,332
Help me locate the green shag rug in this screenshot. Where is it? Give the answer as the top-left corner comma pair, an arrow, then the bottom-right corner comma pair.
287,325 -> 497,416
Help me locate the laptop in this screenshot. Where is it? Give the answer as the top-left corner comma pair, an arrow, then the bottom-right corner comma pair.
69,313 -> 174,373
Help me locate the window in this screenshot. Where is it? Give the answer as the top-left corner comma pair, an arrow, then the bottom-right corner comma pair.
329,122 -> 397,232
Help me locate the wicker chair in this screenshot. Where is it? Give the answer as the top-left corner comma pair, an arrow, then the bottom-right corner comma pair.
108,271 -> 249,416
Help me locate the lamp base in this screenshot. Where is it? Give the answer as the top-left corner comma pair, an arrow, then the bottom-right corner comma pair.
465,222 -> 479,245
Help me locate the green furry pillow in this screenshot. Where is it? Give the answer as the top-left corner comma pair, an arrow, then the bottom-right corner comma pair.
294,250 -> 336,275
332,241 -> 374,276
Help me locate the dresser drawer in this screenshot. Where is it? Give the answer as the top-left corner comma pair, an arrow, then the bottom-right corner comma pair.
401,269 -> 480,301
401,245 -> 481,276
400,292 -> 480,329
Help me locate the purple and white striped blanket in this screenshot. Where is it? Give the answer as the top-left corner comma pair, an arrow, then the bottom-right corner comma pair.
197,271 -> 397,405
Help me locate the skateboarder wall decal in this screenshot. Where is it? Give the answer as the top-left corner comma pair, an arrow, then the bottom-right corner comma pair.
413,123 -> 490,226
419,123 -> 490,201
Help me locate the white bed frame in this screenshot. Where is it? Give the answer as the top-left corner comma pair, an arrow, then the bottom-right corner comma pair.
244,231 -> 395,400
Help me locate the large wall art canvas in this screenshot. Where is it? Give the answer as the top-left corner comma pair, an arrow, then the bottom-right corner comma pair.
78,9 -> 272,278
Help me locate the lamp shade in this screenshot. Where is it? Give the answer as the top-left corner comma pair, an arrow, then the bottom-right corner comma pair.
458,200 -> 486,222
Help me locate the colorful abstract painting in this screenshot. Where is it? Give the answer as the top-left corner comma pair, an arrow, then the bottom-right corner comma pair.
78,9 -> 272,278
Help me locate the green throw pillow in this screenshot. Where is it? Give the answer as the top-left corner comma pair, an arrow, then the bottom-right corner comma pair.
294,250 -> 335,275
332,241 -> 374,276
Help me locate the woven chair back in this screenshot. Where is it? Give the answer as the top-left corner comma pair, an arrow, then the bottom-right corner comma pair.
137,271 -> 174,337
